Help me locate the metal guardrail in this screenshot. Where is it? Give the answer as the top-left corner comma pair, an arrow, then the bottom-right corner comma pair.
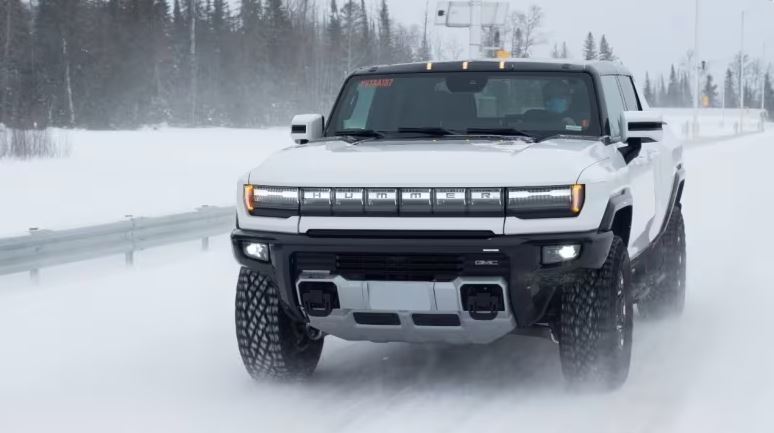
0,205 -> 235,280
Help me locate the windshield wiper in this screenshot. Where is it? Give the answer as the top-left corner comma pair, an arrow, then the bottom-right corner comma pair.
396,127 -> 457,136
465,127 -> 534,139
333,129 -> 385,139
536,134 -> 600,143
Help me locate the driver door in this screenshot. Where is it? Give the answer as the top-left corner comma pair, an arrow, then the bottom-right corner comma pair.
601,76 -> 657,259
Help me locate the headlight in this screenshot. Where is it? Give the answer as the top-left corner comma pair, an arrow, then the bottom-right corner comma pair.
244,185 -> 299,215
507,184 -> 584,218
243,184 -> 584,218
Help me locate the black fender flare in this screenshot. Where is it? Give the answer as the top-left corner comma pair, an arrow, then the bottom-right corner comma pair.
655,165 -> 686,243
599,188 -> 634,232
599,163 -> 685,237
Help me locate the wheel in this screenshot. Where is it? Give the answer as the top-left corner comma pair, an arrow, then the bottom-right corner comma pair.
638,206 -> 686,318
559,236 -> 633,390
235,267 -> 324,380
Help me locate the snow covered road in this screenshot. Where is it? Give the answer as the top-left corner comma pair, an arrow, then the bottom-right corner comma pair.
2,131 -> 774,433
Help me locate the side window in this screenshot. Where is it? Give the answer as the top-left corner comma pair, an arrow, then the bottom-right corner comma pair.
618,76 -> 642,111
601,76 -> 624,138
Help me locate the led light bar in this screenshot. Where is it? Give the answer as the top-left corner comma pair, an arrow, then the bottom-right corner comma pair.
333,188 -> 364,214
434,188 -> 467,213
301,188 -> 332,215
507,185 -> 584,218
245,185 -> 584,218
253,186 -> 299,210
400,188 -> 432,213
366,188 -> 398,214
469,188 -> 503,213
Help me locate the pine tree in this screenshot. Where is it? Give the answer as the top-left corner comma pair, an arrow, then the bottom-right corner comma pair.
0,0 -> 34,127
644,73 -> 655,106
377,0 -> 392,63
724,67 -> 738,108
702,74 -> 718,107
583,32 -> 596,61
680,72 -> 692,107
657,74 -> 667,107
765,71 -> 773,118
560,41 -> 569,59
598,34 -> 616,61
666,65 -> 680,107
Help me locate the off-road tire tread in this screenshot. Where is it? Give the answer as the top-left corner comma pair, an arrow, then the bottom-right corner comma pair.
235,267 -> 323,380
559,236 -> 632,390
638,206 -> 686,318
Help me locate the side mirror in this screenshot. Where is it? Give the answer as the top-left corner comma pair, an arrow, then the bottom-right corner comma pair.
291,114 -> 324,144
620,110 -> 664,144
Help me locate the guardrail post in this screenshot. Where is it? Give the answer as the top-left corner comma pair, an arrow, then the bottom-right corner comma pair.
29,228 -> 40,283
198,205 -> 210,251
125,215 -> 135,266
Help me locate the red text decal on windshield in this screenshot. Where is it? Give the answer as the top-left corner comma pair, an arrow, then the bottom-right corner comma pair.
360,78 -> 394,88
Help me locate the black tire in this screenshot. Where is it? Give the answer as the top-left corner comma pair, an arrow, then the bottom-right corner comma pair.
235,267 -> 324,380
638,206 -> 686,319
559,236 -> 633,390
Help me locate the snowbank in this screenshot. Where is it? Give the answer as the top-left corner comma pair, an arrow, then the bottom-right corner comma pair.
0,128 -> 291,236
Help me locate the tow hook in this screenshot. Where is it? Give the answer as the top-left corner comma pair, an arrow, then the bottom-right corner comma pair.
461,284 -> 505,321
298,282 -> 339,317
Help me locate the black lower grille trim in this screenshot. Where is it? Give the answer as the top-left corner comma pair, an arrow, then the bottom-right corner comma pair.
353,312 -> 401,326
294,252 -> 509,282
412,314 -> 461,327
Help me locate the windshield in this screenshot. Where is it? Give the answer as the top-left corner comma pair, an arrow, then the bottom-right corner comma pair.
326,71 -> 601,139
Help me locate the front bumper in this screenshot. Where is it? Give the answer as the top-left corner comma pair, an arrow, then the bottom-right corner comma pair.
231,228 -> 614,338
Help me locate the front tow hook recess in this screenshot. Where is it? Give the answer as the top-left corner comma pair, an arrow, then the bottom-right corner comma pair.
301,289 -> 334,317
298,282 -> 340,317
461,284 -> 505,321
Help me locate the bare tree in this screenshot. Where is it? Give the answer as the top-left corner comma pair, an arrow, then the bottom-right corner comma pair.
62,36 -> 75,126
188,0 -> 197,125
508,5 -> 544,58
2,0 -> 11,122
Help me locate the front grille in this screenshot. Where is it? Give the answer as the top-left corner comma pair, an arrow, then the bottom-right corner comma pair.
294,252 -> 509,282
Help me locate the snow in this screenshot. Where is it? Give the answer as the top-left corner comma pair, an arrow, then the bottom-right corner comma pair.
1,131 -> 774,432
661,108 -> 767,140
0,128 -> 292,236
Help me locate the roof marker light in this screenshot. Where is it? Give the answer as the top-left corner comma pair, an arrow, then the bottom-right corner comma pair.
499,60 -> 506,70
462,61 -> 469,70
426,62 -> 433,71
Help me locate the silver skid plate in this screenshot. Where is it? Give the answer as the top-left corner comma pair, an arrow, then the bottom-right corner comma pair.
296,273 -> 516,344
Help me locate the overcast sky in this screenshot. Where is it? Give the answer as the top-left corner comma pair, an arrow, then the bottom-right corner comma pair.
231,0 -> 774,80
394,0 -> 774,80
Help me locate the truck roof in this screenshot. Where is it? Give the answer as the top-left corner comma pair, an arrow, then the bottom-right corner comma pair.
351,58 -> 633,78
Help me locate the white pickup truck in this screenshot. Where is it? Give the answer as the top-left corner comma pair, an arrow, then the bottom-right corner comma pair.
231,59 -> 686,390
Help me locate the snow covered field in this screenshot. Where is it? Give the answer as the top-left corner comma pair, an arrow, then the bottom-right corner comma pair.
1,131 -> 773,432
0,128 -> 291,236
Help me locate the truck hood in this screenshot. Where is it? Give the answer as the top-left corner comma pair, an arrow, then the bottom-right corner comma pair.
248,138 -> 607,187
